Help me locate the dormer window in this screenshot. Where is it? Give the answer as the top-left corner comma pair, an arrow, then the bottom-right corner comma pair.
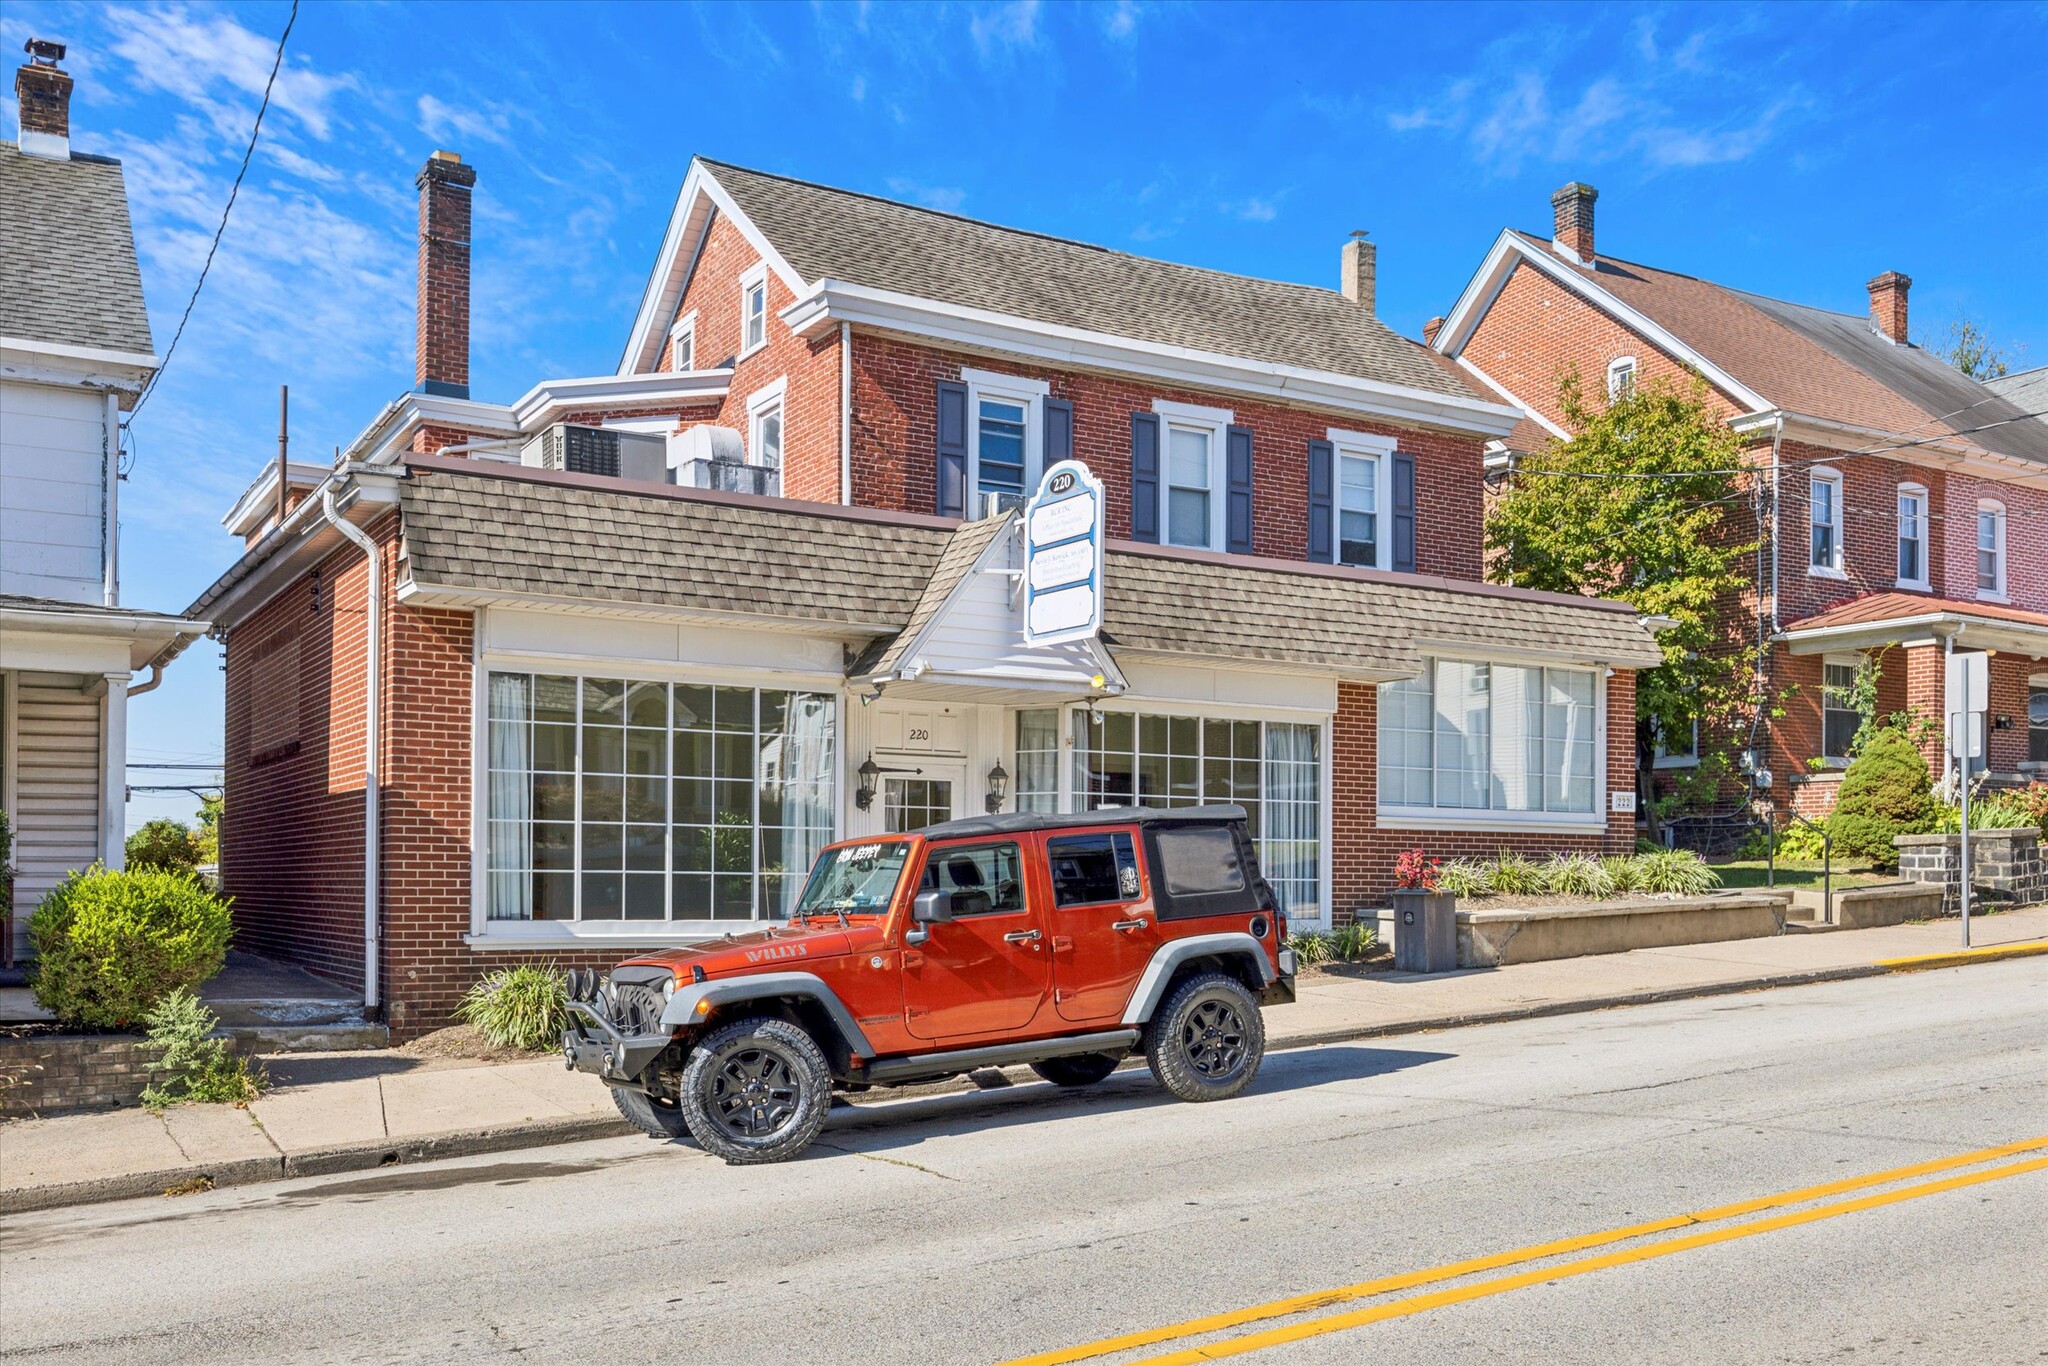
1896,483 -> 1928,589
1809,468 -> 1843,576
739,264 -> 768,358
668,311 -> 697,373
1606,356 -> 1637,400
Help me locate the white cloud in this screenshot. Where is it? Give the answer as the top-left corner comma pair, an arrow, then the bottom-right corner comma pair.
970,0 -> 1040,57
102,5 -> 356,143
417,92 -> 524,151
1223,196 -> 1278,223
849,73 -> 867,102
1104,1 -> 1140,40
887,177 -> 968,212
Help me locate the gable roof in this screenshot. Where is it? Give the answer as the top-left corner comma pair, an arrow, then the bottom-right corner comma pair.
0,141 -> 153,357
1444,229 -> 2048,468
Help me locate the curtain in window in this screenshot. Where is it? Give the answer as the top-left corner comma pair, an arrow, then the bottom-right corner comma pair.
1014,709 -> 1061,812
1378,674 -> 1434,807
486,673 -> 533,920
1434,661 -> 1491,809
1262,723 -> 1320,919
1491,664 -> 1543,812
761,691 -> 835,917
1544,670 -> 1596,812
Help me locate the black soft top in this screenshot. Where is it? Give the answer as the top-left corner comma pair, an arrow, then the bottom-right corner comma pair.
917,804 -> 1248,841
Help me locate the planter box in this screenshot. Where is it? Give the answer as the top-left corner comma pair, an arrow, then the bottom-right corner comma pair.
0,1033 -> 156,1117
1456,894 -> 1785,968
1389,890 -> 1457,973
1829,882 -> 1945,930
1894,828 -> 2046,913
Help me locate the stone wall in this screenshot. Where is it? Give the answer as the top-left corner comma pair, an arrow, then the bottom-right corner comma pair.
0,1033 -> 154,1116
1894,828 -> 2046,913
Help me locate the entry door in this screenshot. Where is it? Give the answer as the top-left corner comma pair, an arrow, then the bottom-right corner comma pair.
883,763 -> 965,833
902,837 -> 1051,1040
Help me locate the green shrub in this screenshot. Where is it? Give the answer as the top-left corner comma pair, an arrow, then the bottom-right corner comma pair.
139,989 -> 265,1106
1331,923 -> 1378,962
1484,851 -> 1545,897
1932,796 -> 2040,834
1770,820 -> 1829,861
1602,855 -> 1644,893
1436,860 -> 1488,898
2012,782 -> 2048,832
1827,728 -> 1937,871
1286,930 -> 1333,966
125,819 -> 201,875
455,963 -> 569,1051
1542,853 -> 1614,898
28,866 -> 232,1029
1630,848 -> 1721,896
1634,837 -> 1665,855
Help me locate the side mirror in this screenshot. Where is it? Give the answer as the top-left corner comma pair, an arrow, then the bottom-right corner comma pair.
912,889 -> 956,924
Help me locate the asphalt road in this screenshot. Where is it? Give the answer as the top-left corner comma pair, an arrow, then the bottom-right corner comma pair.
4,961 -> 2044,1366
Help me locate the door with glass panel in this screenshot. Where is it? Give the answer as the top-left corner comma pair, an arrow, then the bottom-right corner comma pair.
883,762 -> 964,834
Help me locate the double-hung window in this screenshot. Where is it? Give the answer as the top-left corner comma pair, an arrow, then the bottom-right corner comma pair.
668,311 -> 697,373
739,264 -> 768,358
962,368 -> 1047,508
1377,659 -> 1599,822
1154,400 -> 1231,550
1896,484 -> 1928,588
1978,502 -> 2007,598
1821,655 -> 1865,762
745,378 -> 786,472
1606,356 -> 1637,400
1330,429 -> 1395,569
1810,469 -> 1843,574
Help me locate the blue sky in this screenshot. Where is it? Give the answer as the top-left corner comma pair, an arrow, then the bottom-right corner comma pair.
3,0 -> 2043,833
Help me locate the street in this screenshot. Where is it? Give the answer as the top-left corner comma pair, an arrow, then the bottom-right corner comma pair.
4,961 -> 2043,1365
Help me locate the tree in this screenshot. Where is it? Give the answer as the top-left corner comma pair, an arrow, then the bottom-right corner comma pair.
126,818 -> 201,875
1928,318 -> 2011,380
194,792 -> 223,866
1485,371 -> 1760,826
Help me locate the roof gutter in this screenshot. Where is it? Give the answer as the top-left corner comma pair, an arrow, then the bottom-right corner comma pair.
321,485 -> 384,1014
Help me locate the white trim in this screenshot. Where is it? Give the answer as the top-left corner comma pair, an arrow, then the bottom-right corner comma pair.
1606,355 -> 1638,400
1152,400 -> 1229,551
1151,397 -> 1236,425
1808,466 -> 1844,576
220,459 -> 337,535
1975,499 -> 2007,601
1375,809 -> 1607,836
1820,651 -> 1866,764
964,368 -> 1048,499
1455,357 -> 1568,440
1652,716 -> 1701,770
0,335 -> 160,373
1328,428 -> 1396,571
1731,408 -> 2047,488
668,310 -> 698,373
738,262 -> 770,360
1895,482 -> 1930,591
744,376 -> 788,469
781,280 -> 1524,438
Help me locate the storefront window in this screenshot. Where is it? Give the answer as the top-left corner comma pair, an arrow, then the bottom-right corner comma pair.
1014,709 -> 1061,813
1376,659 -> 1597,816
486,673 -> 834,924
1072,710 -> 1322,918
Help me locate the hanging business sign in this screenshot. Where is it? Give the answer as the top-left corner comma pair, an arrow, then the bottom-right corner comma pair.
1022,459 -> 1105,647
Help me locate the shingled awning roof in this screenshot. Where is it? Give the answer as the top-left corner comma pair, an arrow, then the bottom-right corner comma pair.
706,160 -> 1479,403
0,142 -> 153,357
396,462 -> 1661,678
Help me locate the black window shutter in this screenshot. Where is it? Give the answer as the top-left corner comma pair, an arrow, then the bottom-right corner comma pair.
936,380 -> 968,517
1130,412 -> 1160,543
1306,439 -> 1334,563
1226,425 -> 1255,554
1391,451 -> 1416,572
1044,396 -> 1074,469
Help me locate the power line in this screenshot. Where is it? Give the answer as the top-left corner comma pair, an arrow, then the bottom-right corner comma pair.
127,0 -> 299,423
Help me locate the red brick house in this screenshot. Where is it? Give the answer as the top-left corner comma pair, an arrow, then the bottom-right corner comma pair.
1432,183 -> 2048,820
189,155 -> 1661,1036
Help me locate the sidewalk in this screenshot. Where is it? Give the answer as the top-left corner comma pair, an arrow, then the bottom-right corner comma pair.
5,908 -> 2045,1214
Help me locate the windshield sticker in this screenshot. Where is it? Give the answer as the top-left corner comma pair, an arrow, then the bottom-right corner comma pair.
1119,865 -> 1141,899
837,843 -> 885,866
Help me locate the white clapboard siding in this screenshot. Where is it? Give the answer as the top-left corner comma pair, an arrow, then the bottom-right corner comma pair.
0,379 -> 109,603
9,672 -> 105,928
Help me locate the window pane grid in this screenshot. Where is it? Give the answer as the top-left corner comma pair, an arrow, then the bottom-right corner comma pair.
1378,659 -> 1596,816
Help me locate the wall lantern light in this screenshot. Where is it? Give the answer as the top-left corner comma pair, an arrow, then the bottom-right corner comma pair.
985,761 -> 1009,814
854,756 -> 882,811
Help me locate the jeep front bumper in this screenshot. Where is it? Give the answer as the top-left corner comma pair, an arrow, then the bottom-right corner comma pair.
561,998 -> 674,1085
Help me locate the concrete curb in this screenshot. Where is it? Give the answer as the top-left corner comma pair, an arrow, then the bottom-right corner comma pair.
6,941 -> 2044,1216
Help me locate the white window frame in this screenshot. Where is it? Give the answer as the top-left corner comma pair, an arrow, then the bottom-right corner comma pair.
962,366 -> 1049,504
738,263 -> 769,360
2026,671 -> 2048,773
1375,655 -> 1609,834
1820,651 -> 1866,767
744,376 -> 786,470
1895,482 -> 1929,590
1976,500 -> 2007,601
1152,398 -> 1233,551
1328,427 -> 1396,571
1809,467 -> 1845,578
1606,355 -> 1638,400
1652,715 -> 1701,770
667,310 -> 698,373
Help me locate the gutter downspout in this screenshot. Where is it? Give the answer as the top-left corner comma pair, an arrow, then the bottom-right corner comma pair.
322,487 -> 383,1012
839,321 -> 853,505
1767,413 -> 1785,634
127,663 -> 165,697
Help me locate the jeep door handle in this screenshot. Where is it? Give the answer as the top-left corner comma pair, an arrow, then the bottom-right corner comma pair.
1112,918 -> 1149,932
1003,929 -> 1042,944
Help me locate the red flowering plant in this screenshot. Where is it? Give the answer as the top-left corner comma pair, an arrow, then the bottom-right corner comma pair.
1392,848 -> 1442,892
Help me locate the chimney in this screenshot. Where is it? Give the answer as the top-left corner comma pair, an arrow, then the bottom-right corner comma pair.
15,38 -> 73,160
1867,271 -> 1911,345
415,150 -> 477,399
1550,182 -> 1598,265
1340,230 -> 1376,315
1422,316 -> 1447,348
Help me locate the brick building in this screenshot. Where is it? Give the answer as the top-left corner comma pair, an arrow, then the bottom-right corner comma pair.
1433,183 -> 2048,821
189,155 -> 1661,1036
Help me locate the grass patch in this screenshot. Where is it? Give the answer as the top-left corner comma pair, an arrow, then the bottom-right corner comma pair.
1710,860 -> 1894,890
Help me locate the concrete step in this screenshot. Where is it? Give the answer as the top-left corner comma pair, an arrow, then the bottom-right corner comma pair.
222,1021 -> 391,1054
206,997 -> 366,1029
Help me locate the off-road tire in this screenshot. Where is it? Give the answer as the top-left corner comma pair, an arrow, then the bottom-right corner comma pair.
679,1016 -> 833,1165
612,1084 -> 691,1141
1030,1052 -> 1123,1087
1144,972 -> 1264,1103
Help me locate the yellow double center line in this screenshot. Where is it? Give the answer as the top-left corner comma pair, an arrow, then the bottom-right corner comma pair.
1004,1135 -> 2048,1366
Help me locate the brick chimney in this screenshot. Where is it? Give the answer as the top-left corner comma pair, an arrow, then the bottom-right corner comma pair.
1422,316 -> 1447,348
1550,182 -> 1598,265
1340,230 -> 1376,315
415,150 -> 477,399
15,38 -> 73,161
1867,271 -> 1911,345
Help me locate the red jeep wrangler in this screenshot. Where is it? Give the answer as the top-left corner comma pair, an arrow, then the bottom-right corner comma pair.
562,804 -> 1296,1163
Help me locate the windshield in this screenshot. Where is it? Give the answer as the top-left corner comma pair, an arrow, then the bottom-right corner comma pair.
791,841 -> 913,917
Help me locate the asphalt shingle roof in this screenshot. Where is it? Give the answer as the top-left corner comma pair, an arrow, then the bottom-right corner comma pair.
706,160 -> 1480,402
0,141 -> 152,356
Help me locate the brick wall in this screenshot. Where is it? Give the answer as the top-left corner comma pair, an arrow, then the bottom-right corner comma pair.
848,332 -> 1491,579
0,1034 -> 156,1116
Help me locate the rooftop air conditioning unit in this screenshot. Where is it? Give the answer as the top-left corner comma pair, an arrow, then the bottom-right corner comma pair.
668,425 -> 778,497
977,490 -> 1027,519
520,424 -> 667,483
